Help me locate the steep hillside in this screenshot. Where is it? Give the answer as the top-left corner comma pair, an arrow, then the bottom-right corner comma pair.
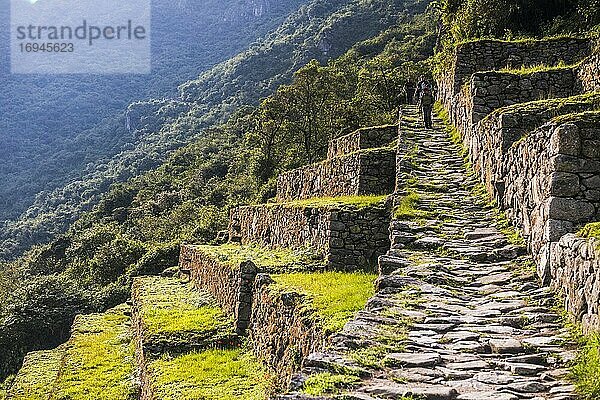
0,0 -> 437,378
0,0 -> 307,222
0,0 -> 430,260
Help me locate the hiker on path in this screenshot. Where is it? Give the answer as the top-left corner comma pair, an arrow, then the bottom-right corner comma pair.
404,81 -> 416,104
418,86 -> 434,129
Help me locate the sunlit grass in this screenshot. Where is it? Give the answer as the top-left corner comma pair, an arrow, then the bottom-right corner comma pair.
572,333 -> 600,399
272,271 -> 376,332
302,372 -> 360,396
269,195 -> 388,210
53,305 -> 137,400
134,277 -> 233,338
194,244 -> 323,270
6,350 -> 62,400
149,349 -> 272,400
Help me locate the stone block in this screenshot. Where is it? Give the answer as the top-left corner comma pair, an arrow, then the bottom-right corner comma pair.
547,197 -> 595,222
550,124 -> 581,156
549,172 -> 580,197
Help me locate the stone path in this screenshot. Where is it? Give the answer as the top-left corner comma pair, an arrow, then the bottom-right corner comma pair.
278,106 -> 578,400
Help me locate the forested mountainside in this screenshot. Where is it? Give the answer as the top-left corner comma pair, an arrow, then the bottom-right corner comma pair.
0,0 -> 306,222
0,0 -> 436,377
0,0 -> 429,260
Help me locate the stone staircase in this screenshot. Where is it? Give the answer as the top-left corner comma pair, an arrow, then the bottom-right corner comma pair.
278,107 -> 578,400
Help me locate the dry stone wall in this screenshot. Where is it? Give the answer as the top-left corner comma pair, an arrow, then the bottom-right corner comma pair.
500,115 -> 600,281
549,234 -> 600,334
179,245 -> 257,334
229,203 -> 391,271
250,274 -> 327,390
578,50 -> 600,92
327,125 -> 397,159
440,37 -> 590,98
276,148 -> 396,202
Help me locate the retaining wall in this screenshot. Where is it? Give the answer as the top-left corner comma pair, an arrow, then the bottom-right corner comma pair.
578,50 -> 600,92
179,245 -> 257,334
250,274 -> 328,390
549,234 -> 600,334
327,125 -> 398,159
276,148 -> 396,202
229,203 -> 391,271
440,37 -> 590,100
499,115 -> 600,281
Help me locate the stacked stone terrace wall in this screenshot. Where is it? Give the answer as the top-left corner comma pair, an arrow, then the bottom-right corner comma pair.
578,50 -> 600,92
276,148 -> 396,202
441,37 -> 590,99
179,245 -> 257,334
550,235 -> 600,334
327,124 -> 397,159
229,203 -> 391,271
176,248 -> 330,390
250,274 -> 327,390
499,115 -> 600,281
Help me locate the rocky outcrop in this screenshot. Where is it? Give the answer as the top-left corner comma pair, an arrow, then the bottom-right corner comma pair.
550,234 -> 600,334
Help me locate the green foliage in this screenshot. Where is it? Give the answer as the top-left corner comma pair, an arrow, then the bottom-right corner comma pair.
571,333 -> 600,399
302,372 -> 360,396
273,271 -> 377,332
437,0 -> 596,44
148,349 -> 272,400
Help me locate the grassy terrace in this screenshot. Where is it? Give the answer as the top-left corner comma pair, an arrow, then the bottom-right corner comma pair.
7,348 -> 64,400
53,305 -> 137,400
266,194 -> 388,210
498,61 -> 578,75
134,277 -> 235,346
484,91 -> 600,123
148,349 -> 272,400
193,243 -> 324,271
272,271 -> 377,332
